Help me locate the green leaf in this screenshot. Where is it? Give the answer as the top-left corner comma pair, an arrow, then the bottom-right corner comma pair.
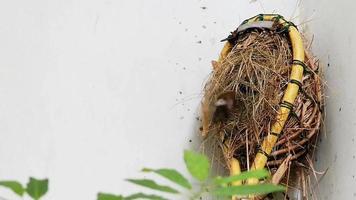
125,193 -> 168,200
213,184 -> 285,196
0,181 -> 25,196
26,177 -> 49,200
183,150 -> 210,181
214,169 -> 270,185
126,179 -> 179,194
142,168 -> 192,189
97,193 -> 124,200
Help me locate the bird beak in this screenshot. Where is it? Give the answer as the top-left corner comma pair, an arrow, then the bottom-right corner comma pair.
215,99 -> 227,106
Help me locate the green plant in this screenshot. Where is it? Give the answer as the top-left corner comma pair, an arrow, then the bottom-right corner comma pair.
0,151 -> 284,200
0,177 -> 48,200
97,150 -> 285,200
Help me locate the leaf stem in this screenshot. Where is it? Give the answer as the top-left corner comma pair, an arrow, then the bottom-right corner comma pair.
190,183 -> 209,200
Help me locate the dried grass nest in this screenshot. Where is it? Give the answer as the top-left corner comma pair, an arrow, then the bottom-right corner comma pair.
200,28 -> 324,198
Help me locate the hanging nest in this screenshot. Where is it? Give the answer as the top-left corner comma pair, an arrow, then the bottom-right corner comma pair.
200,14 -> 324,199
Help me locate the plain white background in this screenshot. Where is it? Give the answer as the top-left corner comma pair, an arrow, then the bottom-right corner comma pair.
300,1 -> 356,199
1,0 -> 353,199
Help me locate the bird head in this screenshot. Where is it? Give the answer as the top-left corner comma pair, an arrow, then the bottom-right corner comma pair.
215,91 -> 236,110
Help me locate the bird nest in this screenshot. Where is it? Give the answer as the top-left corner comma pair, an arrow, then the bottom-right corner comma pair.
200,20 -> 324,199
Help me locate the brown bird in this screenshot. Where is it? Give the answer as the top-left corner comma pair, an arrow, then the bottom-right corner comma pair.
212,91 -> 236,123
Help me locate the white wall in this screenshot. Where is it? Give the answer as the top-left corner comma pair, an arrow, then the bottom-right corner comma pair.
0,1 -> 299,199
300,1 -> 356,199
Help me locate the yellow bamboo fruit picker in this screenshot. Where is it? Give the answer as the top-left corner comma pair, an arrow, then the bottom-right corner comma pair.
201,13 -> 322,199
